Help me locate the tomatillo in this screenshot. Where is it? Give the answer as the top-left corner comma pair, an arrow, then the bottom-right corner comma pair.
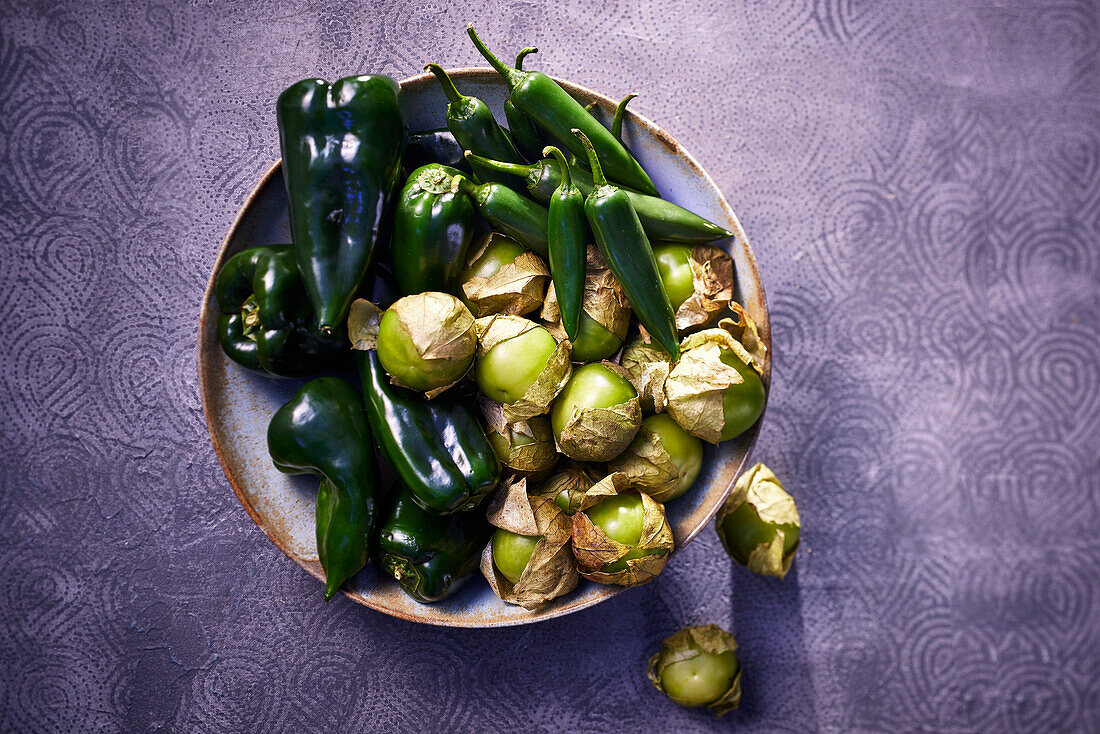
612,413 -> 704,502
375,292 -> 476,394
475,324 -> 558,404
585,494 -> 647,571
660,651 -> 740,707
550,363 -> 641,462
491,528 -> 541,584
718,349 -> 766,441
569,312 -> 624,363
652,243 -> 695,311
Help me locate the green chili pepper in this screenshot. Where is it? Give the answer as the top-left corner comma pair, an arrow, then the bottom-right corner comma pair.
467,25 -> 659,197
358,350 -> 500,514
267,377 -> 378,601
277,75 -> 407,332
375,486 -> 492,603
612,93 -> 637,142
543,146 -> 587,342
391,164 -> 477,295
505,48 -> 553,162
425,63 -> 524,190
215,245 -> 348,378
574,129 -> 679,359
405,128 -> 472,174
450,174 -> 549,257
465,153 -> 732,244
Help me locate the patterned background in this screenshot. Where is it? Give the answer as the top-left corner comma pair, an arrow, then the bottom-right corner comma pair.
2,0 -> 1099,731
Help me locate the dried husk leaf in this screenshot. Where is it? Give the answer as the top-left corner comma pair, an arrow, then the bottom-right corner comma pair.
540,245 -> 631,341
724,304 -> 767,376
674,245 -> 734,332
462,233 -> 550,317
481,479 -> 580,609
533,461 -> 598,514
716,463 -> 799,578
620,335 -> 673,413
479,397 -> 557,476
475,315 -> 572,422
647,625 -> 741,716
348,298 -> 382,351
608,423 -> 681,502
555,363 -> 641,462
384,292 -> 476,398
572,478 -> 673,586
665,324 -> 757,443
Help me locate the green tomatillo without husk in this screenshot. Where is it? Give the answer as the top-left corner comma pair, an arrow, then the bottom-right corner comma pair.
647,625 -> 742,716
550,362 -> 641,462
474,315 -> 572,422
610,413 -> 704,503
715,463 -> 799,578
461,232 -> 550,317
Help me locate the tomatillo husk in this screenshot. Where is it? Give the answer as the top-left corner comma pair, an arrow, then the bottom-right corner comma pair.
533,461 -> 599,514
665,321 -> 762,443
540,245 -> 631,360
620,334 -> 673,413
552,362 -> 642,463
480,478 -> 580,609
716,463 -> 799,578
647,625 -> 741,716
609,415 -> 702,503
479,396 -> 557,478
673,245 -> 734,333
461,232 -> 550,317
349,293 -> 475,398
725,302 -> 767,376
571,473 -> 673,586
475,315 -> 572,422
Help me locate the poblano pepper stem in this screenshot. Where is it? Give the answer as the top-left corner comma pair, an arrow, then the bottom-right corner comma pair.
425,63 -> 524,190
467,24 -> 659,196
464,153 -> 732,243
543,146 -> 587,342
450,174 -> 549,256
574,129 -> 679,359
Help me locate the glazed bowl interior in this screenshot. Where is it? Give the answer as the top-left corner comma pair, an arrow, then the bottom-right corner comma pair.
197,69 -> 770,627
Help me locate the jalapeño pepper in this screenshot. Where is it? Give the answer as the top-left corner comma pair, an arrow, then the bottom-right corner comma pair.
450,174 -> 550,257
504,47 -> 552,162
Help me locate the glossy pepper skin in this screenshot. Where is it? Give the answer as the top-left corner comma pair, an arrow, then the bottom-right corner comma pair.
215,245 -> 348,377
543,146 -> 587,341
277,75 -> 407,332
391,164 -> 476,295
358,351 -> 500,515
425,64 -> 524,190
405,128 -> 472,174
575,129 -> 680,359
465,153 -> 732,244
450,174 -> 550,257
375,486 -> 492,603
504,47 -> 552,162
467,25 -> 659,197
267,377 -> 379,601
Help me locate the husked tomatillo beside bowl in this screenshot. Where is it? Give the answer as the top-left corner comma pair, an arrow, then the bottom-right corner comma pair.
647,625 -> 742,716
716,463 -> 799,578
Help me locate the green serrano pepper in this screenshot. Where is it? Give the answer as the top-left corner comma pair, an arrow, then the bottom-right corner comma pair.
543,146 -> 586,341
450,174 -> 549,257
504,47 -> 552,162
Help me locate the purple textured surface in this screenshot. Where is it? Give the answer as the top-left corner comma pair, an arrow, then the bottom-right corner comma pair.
2,1 -> 1099,731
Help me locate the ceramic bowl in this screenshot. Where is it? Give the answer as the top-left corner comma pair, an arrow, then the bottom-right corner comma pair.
197,68 -> 770,627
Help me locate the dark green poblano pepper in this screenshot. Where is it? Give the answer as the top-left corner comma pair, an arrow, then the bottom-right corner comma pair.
277,75 -> 407,332
215,245 -> 348,377
267,377 -> 379,601
375,486 -> 492,603
404,128 -> 472,174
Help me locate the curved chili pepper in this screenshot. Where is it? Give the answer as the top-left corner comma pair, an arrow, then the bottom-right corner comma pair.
574,129 -> 679,359
543,146 -> 587,341
464,153 -> 732,244
425,63 -> 524,190
405,128 -> 472,174
267,377 -> 378,601
504,47 -> 552,162
467,25 -> 659,197
391,164 -> 477,295
612,93 -> 638,142
450,174 -> 549,257
277,75 -> 407,332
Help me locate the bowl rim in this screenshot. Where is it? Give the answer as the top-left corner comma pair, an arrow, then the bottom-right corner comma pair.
196,67 -> 770,627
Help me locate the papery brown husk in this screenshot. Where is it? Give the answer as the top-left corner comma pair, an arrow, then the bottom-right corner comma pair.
348,299 -> 382,351
480,478 -> 579,609
674,245 -> 733,333
555,362 -> 641,462
540,245 -> 631,343
532,461 -> 598,514
665,322 -> 758,443
462,233 -> 550,317
474,315 -> 572,422
724,303 -> 767,376
608,422 -> 682,502
646,625 -> 742,716
384,292 -> 477,398
479,397 -> 557,476
571,476 -> 673,586
620,334 -> 673,413
716,462 -> 799,578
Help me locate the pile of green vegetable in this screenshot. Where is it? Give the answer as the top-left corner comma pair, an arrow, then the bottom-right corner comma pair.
215,24 -> 804,715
